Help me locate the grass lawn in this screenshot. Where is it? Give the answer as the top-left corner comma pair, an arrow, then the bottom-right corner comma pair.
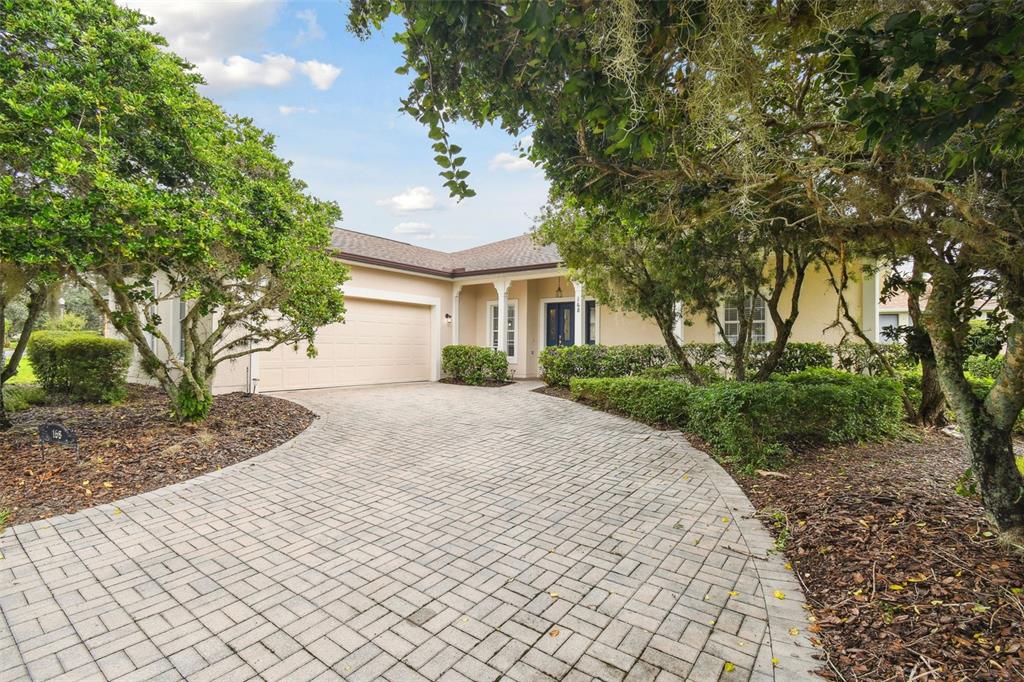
6,356 -> 36,384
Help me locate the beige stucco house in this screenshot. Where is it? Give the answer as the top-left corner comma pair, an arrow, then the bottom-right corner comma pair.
134,228 -> 881,394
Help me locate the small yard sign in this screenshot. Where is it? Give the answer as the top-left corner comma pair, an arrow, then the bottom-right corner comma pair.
38,421 -> 79,456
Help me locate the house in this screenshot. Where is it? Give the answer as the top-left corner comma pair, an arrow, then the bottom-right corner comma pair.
878,290 -> 1000,340
132,228 -> 882,393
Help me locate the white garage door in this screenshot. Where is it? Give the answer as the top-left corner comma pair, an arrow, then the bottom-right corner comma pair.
258,298 -> 432,391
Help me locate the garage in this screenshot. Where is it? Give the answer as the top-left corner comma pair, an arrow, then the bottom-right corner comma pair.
256,296 -> 434,392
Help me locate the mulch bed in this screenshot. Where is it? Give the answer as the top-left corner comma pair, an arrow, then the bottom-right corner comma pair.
0,385 -> 315,527
729,432 -> 1024,680
440,378 -> 515,388
532,384 -> 572,399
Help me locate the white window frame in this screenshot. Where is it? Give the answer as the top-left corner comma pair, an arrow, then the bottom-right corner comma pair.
486,298 -> 519,362
717,294 -> 774,344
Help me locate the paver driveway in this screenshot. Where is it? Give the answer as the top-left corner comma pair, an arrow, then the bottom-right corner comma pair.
1,381 -> 818,681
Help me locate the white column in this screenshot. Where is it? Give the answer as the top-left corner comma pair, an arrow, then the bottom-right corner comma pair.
673,301 -> 685,343
494,279 -> 511,354
572,280 -> 585,346
861,268 -> 880,342
451,284 -> 462,345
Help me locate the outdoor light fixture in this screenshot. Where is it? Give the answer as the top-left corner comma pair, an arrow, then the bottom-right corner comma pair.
444,313 -> 452,324
555,277 -> 563,298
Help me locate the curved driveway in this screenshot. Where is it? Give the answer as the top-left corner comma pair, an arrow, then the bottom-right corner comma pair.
1,381 -> 817,681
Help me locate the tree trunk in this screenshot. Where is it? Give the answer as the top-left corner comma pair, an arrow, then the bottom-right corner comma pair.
0,293 -> 10,430
654,311 -> 705,385
960,412 -> 1024,542
924,274 -> 1024,543
918,356 -> 947,426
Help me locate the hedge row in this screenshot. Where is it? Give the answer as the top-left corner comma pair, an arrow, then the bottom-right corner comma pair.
540,341 -> 910,387
570,368 -> 905,471
441,345 -> 511,385
27,331 -> 133,402
539,344 -> 671,387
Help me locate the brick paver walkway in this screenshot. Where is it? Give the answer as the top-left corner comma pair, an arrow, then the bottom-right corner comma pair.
1,381 -> 818,681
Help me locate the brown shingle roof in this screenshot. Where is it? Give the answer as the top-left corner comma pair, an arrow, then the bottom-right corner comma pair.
331,229 -> 561,277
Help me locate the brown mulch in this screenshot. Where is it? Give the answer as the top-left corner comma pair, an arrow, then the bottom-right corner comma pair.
532,384 -> 572,399
729,432 -> 1024,681
0,385 -> 315,527
440,378 -> 515,388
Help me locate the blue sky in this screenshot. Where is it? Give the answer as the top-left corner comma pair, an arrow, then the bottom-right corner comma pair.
122,0 -> 550,252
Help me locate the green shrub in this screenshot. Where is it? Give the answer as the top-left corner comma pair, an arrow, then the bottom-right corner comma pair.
539,344 -> 670,386
833,341 -> 915,375
640,363 -> 722,383
689,371 -> 904,470
26,331 -> 132,402
570,377 -> 696,426
2,383 -> 46,411
441,345 -> 510,385
965,354 -> 1002,380
748,342 -> 833,375
571,369 -> 904,472
42,312 -> 87,332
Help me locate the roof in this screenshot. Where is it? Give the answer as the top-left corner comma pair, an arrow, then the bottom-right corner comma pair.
331,228 -> 561,277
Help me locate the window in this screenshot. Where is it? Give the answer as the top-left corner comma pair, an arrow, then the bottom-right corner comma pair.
487,300 -> 517,360
879,313 -> 900,341
723,296 -> 767,343
585,300 -> 597,344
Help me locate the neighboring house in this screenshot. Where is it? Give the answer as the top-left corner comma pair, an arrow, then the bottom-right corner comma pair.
878,290 -> 1000,340
128,228 -> 882,393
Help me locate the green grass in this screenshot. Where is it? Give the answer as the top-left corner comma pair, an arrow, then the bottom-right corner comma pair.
6,356 -> 36,384
1018,456 -> 1024,477
0,507 -> 10,535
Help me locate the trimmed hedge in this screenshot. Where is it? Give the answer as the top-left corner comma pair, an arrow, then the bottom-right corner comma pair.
441,345 -> 510,385
26,331 -> 132,402
539,344 -> 670,386
570,377 -> 696,426
542,341 -> 901,387
570,369 -> 905,471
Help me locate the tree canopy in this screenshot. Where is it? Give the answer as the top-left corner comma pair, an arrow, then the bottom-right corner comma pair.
1,0 -> 348,421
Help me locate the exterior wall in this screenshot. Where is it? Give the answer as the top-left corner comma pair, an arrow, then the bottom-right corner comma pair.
115,257 -> 876,391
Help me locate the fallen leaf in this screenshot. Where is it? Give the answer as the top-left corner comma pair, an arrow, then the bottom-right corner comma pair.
789,627 -> 800,636
729,591 -> 739,597
774,590 -> 786,600
723,662 -> 736,673
549,628 -> 560,637
102,482 -> 113,488
771,657 -> 780,666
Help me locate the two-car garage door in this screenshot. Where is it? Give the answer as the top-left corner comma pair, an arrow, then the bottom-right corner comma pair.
257,297 -> 432,392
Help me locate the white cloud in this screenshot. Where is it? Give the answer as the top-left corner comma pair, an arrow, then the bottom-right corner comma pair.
393,222 -> 435,240
377,187 -> 438,213
119,0 -> 341,92
279,105 -> 317,116
295,9 -> 325,44
198,54 -> 296,89
120,0 -> 283,61
489,151 -> 537,172
298,60 -> 342,91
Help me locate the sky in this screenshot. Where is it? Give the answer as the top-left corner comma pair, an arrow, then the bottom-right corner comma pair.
120,0 -> 550,252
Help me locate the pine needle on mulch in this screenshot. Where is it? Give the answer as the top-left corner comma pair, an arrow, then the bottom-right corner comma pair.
0,385 -> 314,528
730,432 -> 1024,681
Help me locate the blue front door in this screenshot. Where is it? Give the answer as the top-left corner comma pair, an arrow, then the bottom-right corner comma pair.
546,302 -> 574,346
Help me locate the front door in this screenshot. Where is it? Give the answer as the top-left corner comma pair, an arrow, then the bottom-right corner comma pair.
545,302 -> 575,346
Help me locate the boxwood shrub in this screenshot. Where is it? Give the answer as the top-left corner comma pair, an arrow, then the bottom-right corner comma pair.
27,331 -> 133,402
441,345 -> 510,385
540,344 -> 671,386
571,368 -> 905,471
570,377 -> 696,426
